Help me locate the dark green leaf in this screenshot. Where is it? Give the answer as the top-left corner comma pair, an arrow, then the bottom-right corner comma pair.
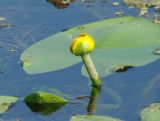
24,91 -> 68,115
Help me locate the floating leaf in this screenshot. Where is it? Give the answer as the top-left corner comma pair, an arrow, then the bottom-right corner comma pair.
141,103 -> 160,121
0,96 -> 19,114
66,17 -> 160,49
24,91 -> 68,115
82,46 -> 160,78
70,115 -> 122,121
20,17 -> 160,77
21,32 -> 81,74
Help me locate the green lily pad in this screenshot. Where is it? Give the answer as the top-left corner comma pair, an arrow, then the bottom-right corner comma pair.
20,17 -> 160,77
24,91 -> 68,115
70,115 -> 122,121
82,46 -> 160,78
21,32 -> 81,74
0,96 -> 19,114
141,103 -> 160,121
66,17 -> 160,49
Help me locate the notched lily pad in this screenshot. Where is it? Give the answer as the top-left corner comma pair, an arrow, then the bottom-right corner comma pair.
0,96 -> 19,114
24,91 -> 68,115
82,46 -> 160,78
21,17 -> 160,78
141,103 -> 160,121
70,115 -> 123,121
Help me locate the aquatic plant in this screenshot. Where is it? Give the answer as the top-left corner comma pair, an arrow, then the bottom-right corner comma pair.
141,103 -> 160,121
21,16 -> 160,78
18,16 -> 160,120
70,33 -> 101,86
0,96 -> 19,114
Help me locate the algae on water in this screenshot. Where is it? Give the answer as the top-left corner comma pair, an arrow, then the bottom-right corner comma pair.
124,0 -> 160,8
124,0 -> 160,15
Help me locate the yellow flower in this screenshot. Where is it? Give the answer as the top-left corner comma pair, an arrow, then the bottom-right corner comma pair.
70,33 -> 95,56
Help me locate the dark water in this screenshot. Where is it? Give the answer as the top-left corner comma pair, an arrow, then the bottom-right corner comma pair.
0,0 -> 160,121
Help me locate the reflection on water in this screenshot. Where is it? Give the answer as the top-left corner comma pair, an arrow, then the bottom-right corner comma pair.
47,0 -> 75,9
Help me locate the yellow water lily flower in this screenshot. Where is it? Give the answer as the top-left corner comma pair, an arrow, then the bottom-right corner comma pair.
70,33 -> 95,56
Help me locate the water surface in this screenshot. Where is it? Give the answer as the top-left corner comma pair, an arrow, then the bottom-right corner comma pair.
0,0 -> 160,121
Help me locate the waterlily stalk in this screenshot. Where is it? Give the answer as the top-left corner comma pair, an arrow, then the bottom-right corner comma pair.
87,85 -> 101,114
70,33 -> 102,86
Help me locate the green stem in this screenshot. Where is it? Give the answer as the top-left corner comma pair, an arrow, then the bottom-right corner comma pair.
81,54 -> 102,86
87,85 -> 101,114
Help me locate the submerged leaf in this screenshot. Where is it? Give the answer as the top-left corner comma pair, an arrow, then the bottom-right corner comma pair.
70,115 -> 122,121
24,91 -> 68,115
0,96 -> 19,114
141,103 -> 160,121
21,17 -> 160,77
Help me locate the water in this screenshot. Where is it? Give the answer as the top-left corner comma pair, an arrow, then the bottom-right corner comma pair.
0,0 -> 160,121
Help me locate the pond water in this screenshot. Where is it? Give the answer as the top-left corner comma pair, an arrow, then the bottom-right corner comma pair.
0,0 -> 160,121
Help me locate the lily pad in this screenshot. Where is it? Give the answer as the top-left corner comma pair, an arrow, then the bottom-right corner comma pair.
70,115 -> 122,121
0,96 -> 19,114
141,103 -> 160,121
82,46 -> 160,78
20,17 -> 160,77
21,32 -> 81,74
66,17 -> 160,49
24,91 -> 68,115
